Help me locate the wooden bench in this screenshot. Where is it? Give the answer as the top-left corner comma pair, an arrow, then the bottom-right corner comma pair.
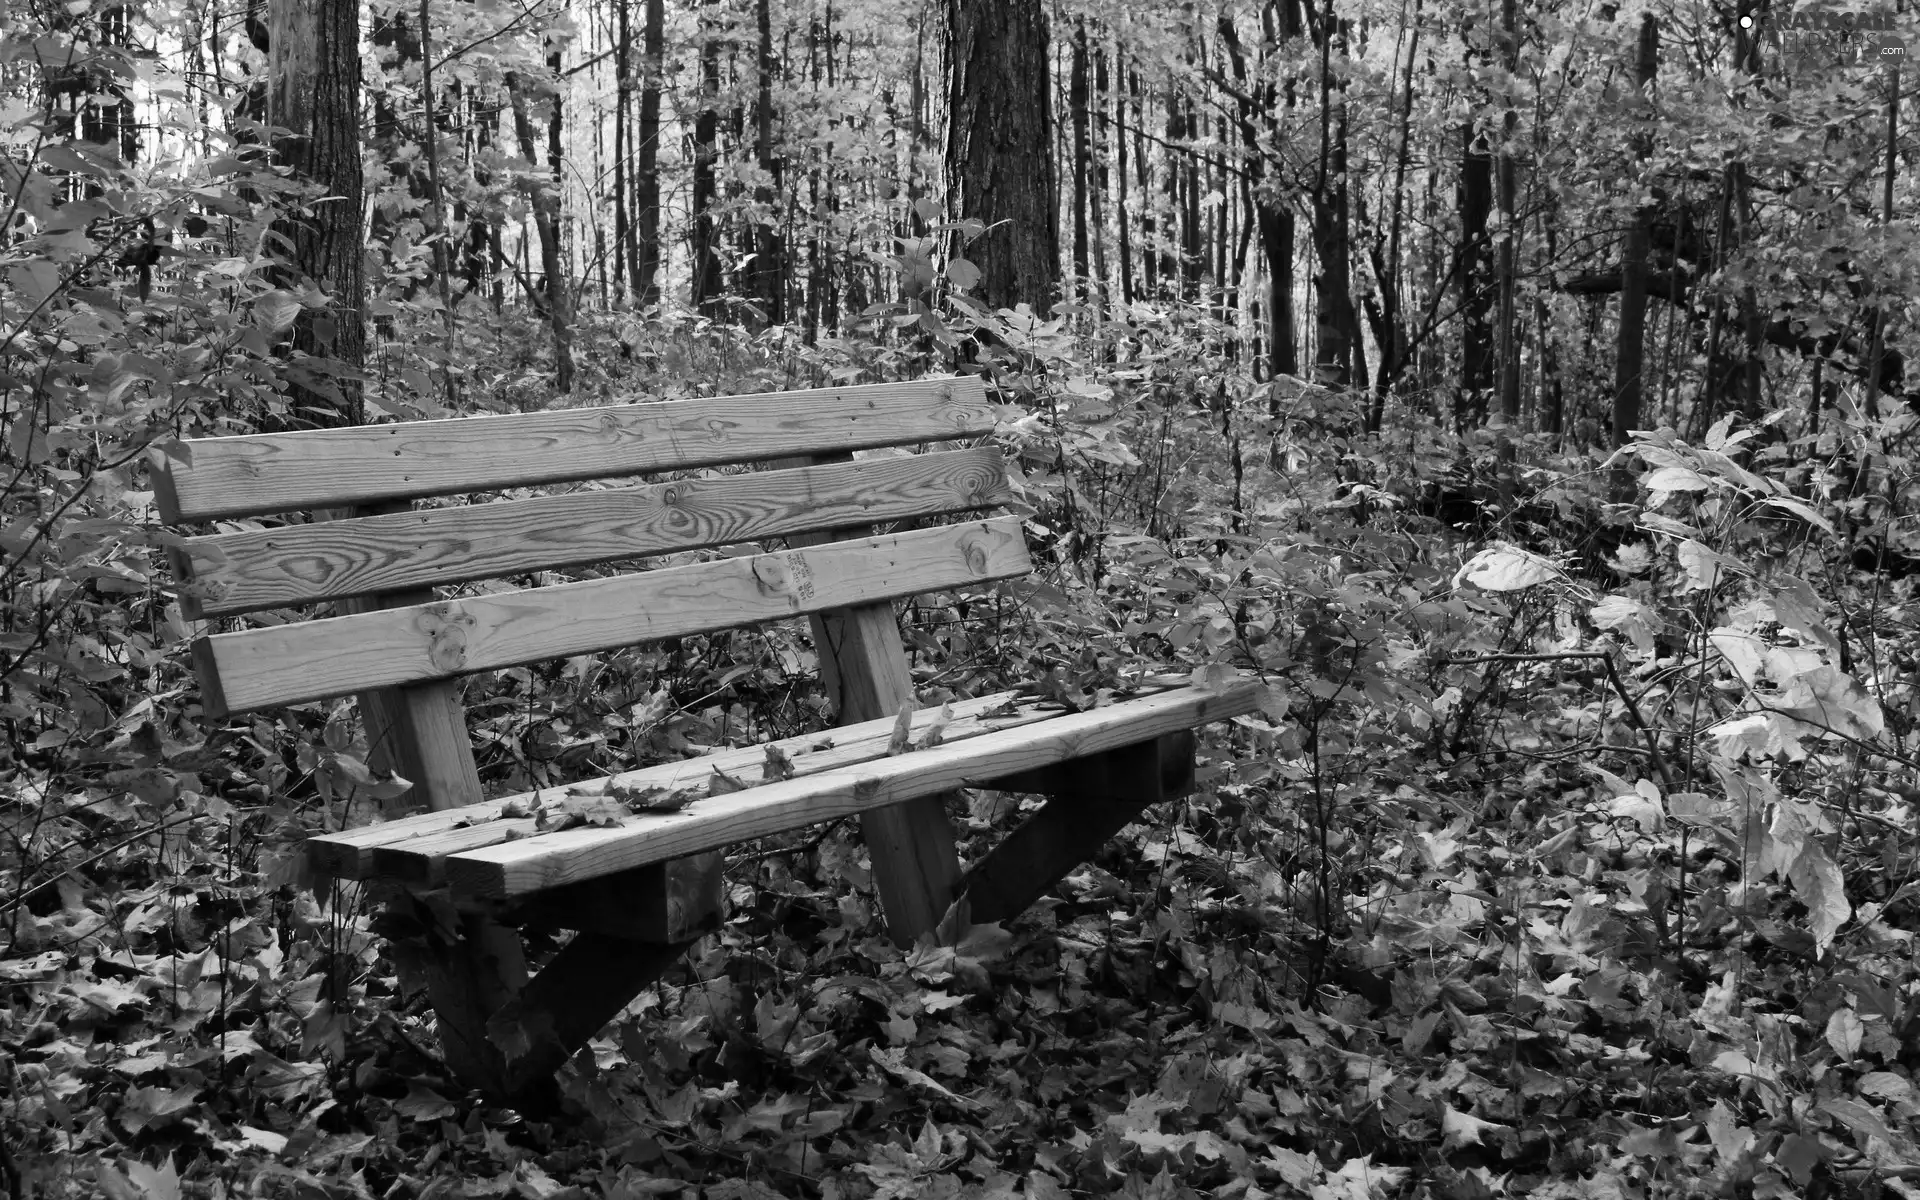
152,377 -> 1260,1105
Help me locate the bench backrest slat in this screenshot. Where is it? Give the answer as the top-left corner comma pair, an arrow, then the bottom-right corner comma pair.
194,516 -> 1031,717
152,378 -> 993,522
179,448 -> 1011,618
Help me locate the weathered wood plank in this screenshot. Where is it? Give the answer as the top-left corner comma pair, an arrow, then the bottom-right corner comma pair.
310,688 -> 1059,883
961,731 -> 1196,925
440,680 -> 1262,899
150,377 -> 992,523
180,449 -> 1011,618
195,518 -> 1030,716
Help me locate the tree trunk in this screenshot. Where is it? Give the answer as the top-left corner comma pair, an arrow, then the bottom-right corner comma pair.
1311,19 -> 1355,388
1611,15 -> 1658,451
945,0 -> 1060,313
612,0 -> 631,303
1069,22 -> 1091,289
1114,42 -> 1133,305
508,69 -> 575,394
752,0 -> 784,325
692,12 -> 725,317
268,0 -> 365,427
1458,125 -> 1493,428
635,0 -> 665,308
1495,0 -> 1521,424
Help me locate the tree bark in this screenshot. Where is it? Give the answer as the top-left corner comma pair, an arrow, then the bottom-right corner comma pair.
945,0 -> 1060,313
268,0 -> 365,427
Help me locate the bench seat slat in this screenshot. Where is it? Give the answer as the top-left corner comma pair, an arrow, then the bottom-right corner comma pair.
194,517 -> 1030,717
152,378 -> 992,522
310,687 -> 1055,883
180,448 -> 1012,617
440,679 -> 1264,899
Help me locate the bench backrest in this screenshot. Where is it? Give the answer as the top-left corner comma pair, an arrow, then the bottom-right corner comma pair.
154,378 -> 1029,722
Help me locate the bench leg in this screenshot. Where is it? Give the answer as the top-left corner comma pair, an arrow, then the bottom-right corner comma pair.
416,912 -> 531,1101
810,602 -> 964,945
433,854 -> 724,1107
961,731 -> 1195,925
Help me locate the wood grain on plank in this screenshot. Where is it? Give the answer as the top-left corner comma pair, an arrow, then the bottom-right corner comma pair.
197,517 -> 1030,716
440,679 -> 1264,899
150,377 -> 992,522
178,449 -> 1011,617
308,687 -> 1054,882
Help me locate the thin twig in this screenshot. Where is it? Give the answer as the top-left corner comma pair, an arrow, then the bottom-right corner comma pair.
1443,651 -> 1676,791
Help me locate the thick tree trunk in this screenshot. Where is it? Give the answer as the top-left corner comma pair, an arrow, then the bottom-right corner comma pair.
268,0 -> 365,427
945,0 -> 1060,313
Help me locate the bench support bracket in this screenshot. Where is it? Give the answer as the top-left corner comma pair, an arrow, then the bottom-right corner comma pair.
961,730 -> 1195,925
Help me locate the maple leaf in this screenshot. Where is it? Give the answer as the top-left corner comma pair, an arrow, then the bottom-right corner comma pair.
535,793 -> 628,831
609,780 -> 702,813
1441,1104 -> 1507,1150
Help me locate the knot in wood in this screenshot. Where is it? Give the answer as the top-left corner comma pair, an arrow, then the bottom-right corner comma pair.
750,554 -> 793,601
415,602 -> 474,672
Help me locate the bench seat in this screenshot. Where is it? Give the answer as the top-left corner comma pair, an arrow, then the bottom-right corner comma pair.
311,676 -> 1261,900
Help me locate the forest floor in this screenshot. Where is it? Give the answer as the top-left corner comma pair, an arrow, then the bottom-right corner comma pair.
6,385 -> 1920,1200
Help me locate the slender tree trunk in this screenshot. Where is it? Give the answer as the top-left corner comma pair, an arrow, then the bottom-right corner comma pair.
636,0 -> 664,308
945,0 -> 1060,312
1311,19 -> 1355,388
1069,22 -> 1091,290
1496,0 -> 1521,424
692,11 -> 725,317
613,0 -> 631,303
1115,42 -> 1134,305
1611,15 -> 1658,451
508,68 -> 575,393
268,0 -> 364,427
752,0 -> 784,325
1089,40 -> 1111,303
1459,124 -> 1493,428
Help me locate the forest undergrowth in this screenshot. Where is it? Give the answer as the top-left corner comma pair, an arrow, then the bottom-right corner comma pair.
5,302 -> 1920,1200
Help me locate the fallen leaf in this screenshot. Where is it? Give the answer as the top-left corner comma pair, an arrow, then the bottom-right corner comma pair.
1441,1104 -> 1506,1150
763,743 -> 795,781
916,701 -> 954,749
610,780 -> 702,813
887,699 -> 916,755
